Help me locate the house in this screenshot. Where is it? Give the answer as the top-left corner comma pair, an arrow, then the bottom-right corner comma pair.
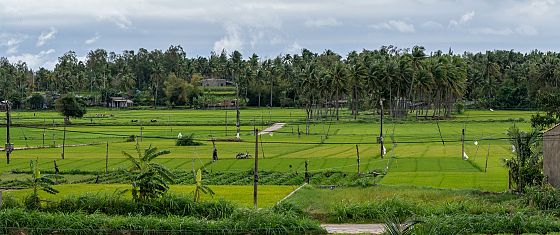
109,97 -> 133,108
201,78 -> 232,87
544,123 -> 560,187
0,101 -> 9,111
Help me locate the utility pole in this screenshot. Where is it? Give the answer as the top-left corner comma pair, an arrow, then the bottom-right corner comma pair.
42,118 -> 46,148
5,101 -> 12,164
253,128 -> 259,209
356,145 -> 360,175
225,111 -> 228,136
61,122 -> 66,159
236,83 -> 240,139
485,144 -> 490,172
379,99 -> 384,159
461,128 -> 465,160
105,142 -> 109,175
305,160 -> 309,183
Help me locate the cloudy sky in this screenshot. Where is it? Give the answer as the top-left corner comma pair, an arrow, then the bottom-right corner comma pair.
0,0 -> 558,69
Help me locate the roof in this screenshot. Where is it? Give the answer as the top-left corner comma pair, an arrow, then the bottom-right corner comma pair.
110,97 -> 132,102
544,123 -> 560,134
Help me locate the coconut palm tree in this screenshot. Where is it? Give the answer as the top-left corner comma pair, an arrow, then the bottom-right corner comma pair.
328,63 -> 348,120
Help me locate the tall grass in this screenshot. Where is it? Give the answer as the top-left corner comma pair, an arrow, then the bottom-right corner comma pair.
0,208 -> 326,234
39,193 -> 235,219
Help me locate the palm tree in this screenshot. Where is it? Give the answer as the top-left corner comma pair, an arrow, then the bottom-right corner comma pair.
346,62 -> 366,119
328,63 -> 348,120
503,126 -> 543,193
123,144 -> 175,201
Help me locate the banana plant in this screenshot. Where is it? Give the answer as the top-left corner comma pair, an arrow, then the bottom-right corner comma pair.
23,158 -> 59,209
193,169 -> 214,202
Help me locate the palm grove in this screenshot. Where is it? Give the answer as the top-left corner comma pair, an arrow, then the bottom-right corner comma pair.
1,45 -> 560,120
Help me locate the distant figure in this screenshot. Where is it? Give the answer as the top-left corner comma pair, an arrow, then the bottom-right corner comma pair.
212,139 -> 218,161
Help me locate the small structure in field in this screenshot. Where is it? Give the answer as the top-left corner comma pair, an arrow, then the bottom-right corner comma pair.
109,97 -> 133,108
544,123 -> 560,187
201,78 -> 231,87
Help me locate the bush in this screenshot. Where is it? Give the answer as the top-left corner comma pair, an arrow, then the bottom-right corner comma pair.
176,133 -> 202,146
524,186 -> 560,211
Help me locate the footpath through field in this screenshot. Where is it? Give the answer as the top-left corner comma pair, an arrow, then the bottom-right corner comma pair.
321,224 -> 385,234
258,122 -> 286,135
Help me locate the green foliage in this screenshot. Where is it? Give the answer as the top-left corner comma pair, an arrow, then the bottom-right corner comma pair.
41,193 -> 234,219
383,216 -> 421,235
194,169 -> 215,202
21,158 -> 59,210
523,186 -> 560,212
123,145 -> 175,201
414,213 -> 560,235
531,113 -> 557,130
0,208 -> 326,234
55,93 -> 86,121
26,93 -> 45,110
503,126 -> 544,193
175,133 -> 202,146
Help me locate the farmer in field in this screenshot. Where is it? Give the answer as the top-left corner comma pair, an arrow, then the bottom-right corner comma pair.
212,139 -> 218,161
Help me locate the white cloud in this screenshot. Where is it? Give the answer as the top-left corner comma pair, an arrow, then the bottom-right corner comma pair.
471,27 -> 513,36
0,33 -> 27,54
213,23 -> 243,53
36,27 -> 57,47
371,20 -> 415,33
304,17 -> 341,28
449,11 -> 475,28
284,41 -> 302,55
515,24 -> 538,36
97,13 -> 132,29
84,34 -> 100,44
421,21 -> 444,30
8,49 -> 56,69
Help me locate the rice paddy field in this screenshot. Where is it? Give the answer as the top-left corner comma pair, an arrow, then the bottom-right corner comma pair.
0,107 -> 536,193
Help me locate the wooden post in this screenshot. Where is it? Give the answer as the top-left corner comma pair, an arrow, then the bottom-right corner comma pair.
356,145 -> 360,175
105,142 -> 109,175
140,122 -> 143,142
461,128 -> 465,160
380,99 -> 384,159
42,118 -> 46,148
54,160 -> 59,183
225,111 -> 228,136
236,83 -> 240,139
61,122 -> 66,159
305,160 -> 309,183
485,144 -> 490,173
254,128 -> 259,209
5,101 -> 11,164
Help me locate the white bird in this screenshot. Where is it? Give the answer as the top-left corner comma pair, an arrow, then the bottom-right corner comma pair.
177,132 -> 183,139
463,151 -> 469,160
490,108 -> 494,112
512,145 -> 516,153
269,132 -> 273,136
382,145 -> 387,155
474,141 -> 478,146
236,133 -> 240,139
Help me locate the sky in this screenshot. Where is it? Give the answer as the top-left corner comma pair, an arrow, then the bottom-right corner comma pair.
0,0 -> 559,70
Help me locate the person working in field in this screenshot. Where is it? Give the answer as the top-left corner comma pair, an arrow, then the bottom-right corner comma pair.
212,139 -> 218,161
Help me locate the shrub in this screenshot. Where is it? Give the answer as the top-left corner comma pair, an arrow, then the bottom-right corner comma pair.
176,133 -> 203,146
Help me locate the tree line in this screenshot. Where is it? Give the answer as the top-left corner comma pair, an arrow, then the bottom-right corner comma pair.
1,45 -> 560,119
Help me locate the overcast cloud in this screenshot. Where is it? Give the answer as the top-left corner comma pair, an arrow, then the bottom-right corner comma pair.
0,0 -> 558,69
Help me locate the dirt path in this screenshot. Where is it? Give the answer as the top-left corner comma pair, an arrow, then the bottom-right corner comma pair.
258,123 -> 286,135
0,142 -> 107,151
321,224 -> 385,234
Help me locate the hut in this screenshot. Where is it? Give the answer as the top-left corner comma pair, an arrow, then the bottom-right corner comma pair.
544,123 -> 560,187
